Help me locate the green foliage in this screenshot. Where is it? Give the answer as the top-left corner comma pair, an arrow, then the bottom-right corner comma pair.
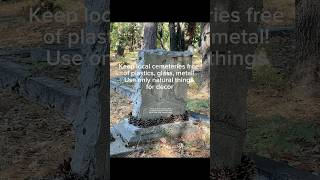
247,115 -> 320,159
193,23 -> 202,48
252,65 -> 287,88
110,23 -> 143,53
187,99 -> 209,113
30,62 -> 50,72
111,22 -> 202,54
157,23 -> 170,50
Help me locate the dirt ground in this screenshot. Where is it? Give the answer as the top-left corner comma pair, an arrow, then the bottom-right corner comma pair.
247,87 -> 320,174
0,89 -> 75,179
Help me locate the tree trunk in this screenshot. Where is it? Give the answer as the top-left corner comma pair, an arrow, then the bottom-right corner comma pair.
185,22 -> 196,49
116,45 -> 125,57
169,22 -> 178,51
176,23 -> 185,51
169,22 -> 186,51
210,0 -> 260,169
72,0 -> 110,179
143,23 -> 157,49
294,0 -> 320,97
200,23 -> 210,83
157,23 -> 166,50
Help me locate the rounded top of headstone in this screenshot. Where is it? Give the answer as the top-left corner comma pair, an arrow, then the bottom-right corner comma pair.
139,49 -> 193,57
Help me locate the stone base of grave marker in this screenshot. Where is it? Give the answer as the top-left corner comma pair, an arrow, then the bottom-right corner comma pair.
110,127 -> 143,157
111,118 -> 199,146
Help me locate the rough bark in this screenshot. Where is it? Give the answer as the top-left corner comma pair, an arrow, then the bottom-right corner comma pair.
169,22 -> 178,51
200,23 -> 210,83
157,23 -> 166,50
185,22 -> 196,49
210,0 -> 260,169
176,23 -> 185,51
72,0 -> 110,179
143,23 -> 157,50
294,0 -> 320,97
169,22 -> 186,51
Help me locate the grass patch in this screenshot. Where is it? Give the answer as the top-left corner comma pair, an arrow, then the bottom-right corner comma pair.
187,99 -> 209,113
252,65 -> 288,89
29,62 -> 50,71
246,114 -> 320,159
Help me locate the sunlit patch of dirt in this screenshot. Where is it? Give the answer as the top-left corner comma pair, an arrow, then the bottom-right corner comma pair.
110,91 -> 132,126
126,123 -> 210,158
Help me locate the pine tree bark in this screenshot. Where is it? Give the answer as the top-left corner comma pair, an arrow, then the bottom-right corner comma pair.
72,0 -> 110,179
176,23 -> 185,51
169,22 -> 186,51
185,22 -> 196,49
295,0 -> 320,97
143,23 -> 157,49
210,0 -> 260,169
200,23 -> 210,83
169,22 -> 178,51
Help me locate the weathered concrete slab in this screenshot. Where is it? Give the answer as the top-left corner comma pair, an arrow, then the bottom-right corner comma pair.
110,128 -> 142,157
0,61 -> 80,122
0,15 -> 25,24
251,154 -> 320,180
110,80 -> 135,98
31,48 -> 83,63
0,61 -> 31,89
112,118 -> 199,146
23,77 -> 80,121
0,46 -> 82,63
189,111 -> 210,122
0,48 -> 31,58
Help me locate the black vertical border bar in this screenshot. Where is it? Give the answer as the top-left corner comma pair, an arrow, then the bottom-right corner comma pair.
209,0 -> 214,173
106,1 -> 111,179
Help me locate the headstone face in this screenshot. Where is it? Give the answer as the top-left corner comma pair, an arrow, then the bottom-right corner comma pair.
132,49 -> 193,121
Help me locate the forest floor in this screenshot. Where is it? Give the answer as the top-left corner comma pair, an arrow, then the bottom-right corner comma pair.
246,86 -> 320,174
0,89 -> 74,179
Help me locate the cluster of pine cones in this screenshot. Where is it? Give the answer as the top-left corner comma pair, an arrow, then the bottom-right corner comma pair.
210,156 -> 256,180
128,111 -> 189,128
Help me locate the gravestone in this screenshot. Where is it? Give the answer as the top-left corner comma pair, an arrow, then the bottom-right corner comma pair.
132,49 -> 193,121
111,49 -> 200,147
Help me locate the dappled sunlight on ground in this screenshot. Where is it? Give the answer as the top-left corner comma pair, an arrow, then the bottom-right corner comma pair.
126,123 -> 210,158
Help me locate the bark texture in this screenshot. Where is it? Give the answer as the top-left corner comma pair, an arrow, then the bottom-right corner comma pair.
143,23 -> 158,50
210,0 -> 261,169
200,23 -> 210,82
169,22 -> 186,51
295,0 -> 320,97
72,0 -> 110,179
